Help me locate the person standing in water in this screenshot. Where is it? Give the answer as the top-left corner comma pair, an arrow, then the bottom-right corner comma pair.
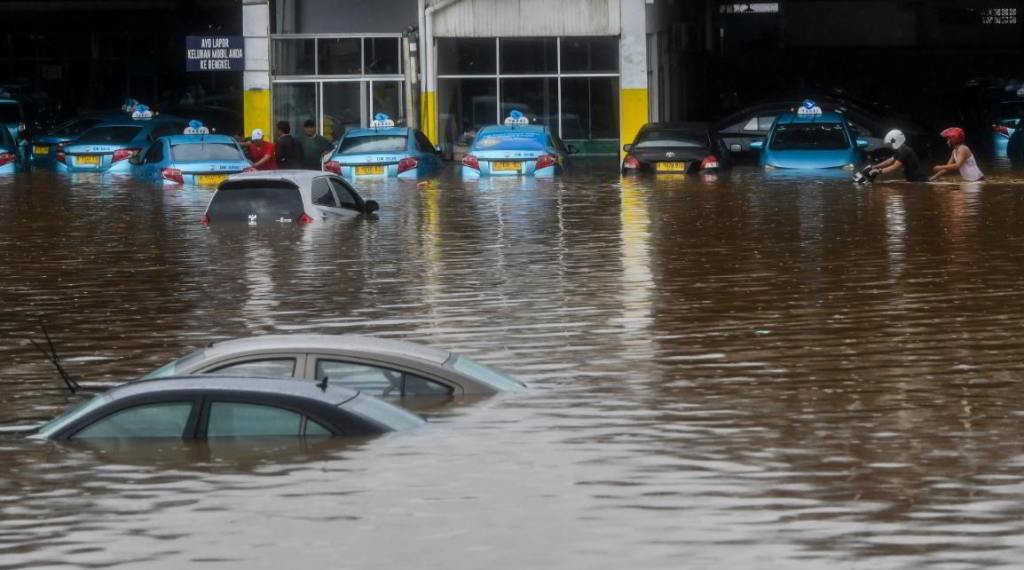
931,127 -> 984,182
870,129 -> 927,182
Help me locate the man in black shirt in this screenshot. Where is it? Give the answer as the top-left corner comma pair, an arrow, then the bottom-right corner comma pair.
274,120 -> 304,169
870,129 -> 926,182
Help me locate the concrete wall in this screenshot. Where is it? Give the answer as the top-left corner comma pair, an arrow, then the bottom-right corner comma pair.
276,0 -> 418,34
431,0 -> 620,37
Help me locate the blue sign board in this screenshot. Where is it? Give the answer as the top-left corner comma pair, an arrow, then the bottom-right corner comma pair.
186,36 -> 244,72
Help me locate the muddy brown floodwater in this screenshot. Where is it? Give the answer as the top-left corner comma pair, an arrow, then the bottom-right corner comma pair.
3,163 -> 1024,569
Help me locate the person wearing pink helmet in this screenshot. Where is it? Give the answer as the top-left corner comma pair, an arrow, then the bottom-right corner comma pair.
931,127 -> 984,182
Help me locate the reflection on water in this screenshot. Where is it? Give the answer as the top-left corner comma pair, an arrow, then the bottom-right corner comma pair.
4,164 -> 1024,568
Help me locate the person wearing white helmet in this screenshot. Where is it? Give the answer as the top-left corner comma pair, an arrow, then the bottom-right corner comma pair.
245,128 -> 277,170
869,129 -> 926,182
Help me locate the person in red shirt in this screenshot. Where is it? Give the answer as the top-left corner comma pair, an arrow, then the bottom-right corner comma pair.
246,128 -> 277,170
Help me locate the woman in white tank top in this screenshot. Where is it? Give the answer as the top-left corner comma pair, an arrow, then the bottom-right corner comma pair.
931,127 -> 984,182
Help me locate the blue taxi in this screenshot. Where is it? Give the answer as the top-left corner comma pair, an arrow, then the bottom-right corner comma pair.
750,101 -> 867,170
0,124 -> 21,174
131,121 -> 253,187
29,112 -> 121,169
57,104 -> 186,174
324,114 -> 440,179
462,112 -> 570,178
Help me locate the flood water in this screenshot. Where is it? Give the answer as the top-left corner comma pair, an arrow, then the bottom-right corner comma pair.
3,163 -> 1024,568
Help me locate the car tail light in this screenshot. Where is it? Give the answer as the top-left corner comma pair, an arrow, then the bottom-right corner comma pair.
462,154 -> 480,170
535,154 -> 558,170
623,155 -> 640,170
201,214 -> 210,225
397,157 -> 418,174
55,144 -> 66,164
992,124 -> 1010,136
324,160 -> 341,174
112,148 -> 139,162
161,168 -> 184,183
0,153 -> 15,167
700,155 -> 720,170
297,213 -> 314,225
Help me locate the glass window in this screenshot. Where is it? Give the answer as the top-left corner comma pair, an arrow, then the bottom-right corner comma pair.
328,178 -> 358,208
450,356 -> 525,391
317,38 -> 361,75
52,117 -> 103,137
745,115 -> 776,131
560,37 -> 618,73
499,38 -> 557,74
365,38 -> 400,75
77,126 -> 142,144
437,38 -> 496,75
470,130 -> 549,152
742,117 -> 759,131
769,122 -> 850,150
206,183 -> 305,223
305,419 -> 332,437
560,76 -> 619,140
500,77 -> 558,129
371,82 -> 403,124
73,402 -> 193,439
207,402 -> 301,437
141,348 -> 208,379
322,82 -> 363,142
143,142 -> 163,163
273,83 -> 318,140
338,135 -> 407,154
634,128 -> 709,149
315,360 -> 452,398
414,130 -> 435,152
273,38 -> 316,75
343,394 -> 425,431
438,78 -> 497,153
206,358 -> 296,377
311,177 -> 338,207
171,143 -> 244,162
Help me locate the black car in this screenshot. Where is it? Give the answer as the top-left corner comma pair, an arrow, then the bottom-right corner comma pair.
31,376 -> 425,441
622,122 -> 727,174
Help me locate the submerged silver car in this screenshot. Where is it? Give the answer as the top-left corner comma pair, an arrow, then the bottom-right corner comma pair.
142,335 -> 526,399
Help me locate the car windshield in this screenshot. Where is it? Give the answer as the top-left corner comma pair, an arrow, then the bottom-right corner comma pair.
171,143 -> 244,162
337,135 -> 406,154
770,123 -> 849,150
450,355 -> 526,391
206,181 -> 305,223
77,126 -> 143,144
141,348 -> 208,379
0,103 -> 21,123
50,117 -> 104,138
634,129 -> 707,149
343,393 -> 424,430
471,131 -> 548,151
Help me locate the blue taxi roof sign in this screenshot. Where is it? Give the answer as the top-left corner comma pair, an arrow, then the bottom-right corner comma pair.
796,99 -> 822,116
503,110 -> 530,126
370,113 -> 395,129
184,119 -> 210,134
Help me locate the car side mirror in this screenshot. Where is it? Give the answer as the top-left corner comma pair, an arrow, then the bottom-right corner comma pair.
750,140 -> 765,151
567,144 -> 579,155
364,199 -> 379,214
622,143 -> 633,153
856,138 -> 869,149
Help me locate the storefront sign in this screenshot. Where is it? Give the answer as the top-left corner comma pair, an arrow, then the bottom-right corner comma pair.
186,36 -> 244,72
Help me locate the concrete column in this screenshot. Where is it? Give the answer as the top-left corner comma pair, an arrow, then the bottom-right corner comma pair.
243,0 -> 271,140
619,0 -> 649,155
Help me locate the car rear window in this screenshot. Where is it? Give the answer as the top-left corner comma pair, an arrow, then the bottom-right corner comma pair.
337,135 -> 407,154
171,143 -> 244,162
206,180 -> 305,223
770,123 -> 849,151
450,355 -> 526,391
77,126 -> 143,144
471,131 -> 548,151
51,117 -> 103,138
634,129 -> 708,149
342,393 -> 424,431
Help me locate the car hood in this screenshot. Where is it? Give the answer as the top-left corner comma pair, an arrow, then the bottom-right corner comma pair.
763,149 -> 856,169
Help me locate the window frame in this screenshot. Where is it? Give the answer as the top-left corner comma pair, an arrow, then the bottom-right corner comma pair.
195,394 -> 343,438
60,395 -> 201,441
199,354 -> 303,378
310,357 -> 457,399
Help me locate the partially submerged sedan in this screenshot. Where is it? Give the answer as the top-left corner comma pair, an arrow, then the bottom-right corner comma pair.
202,170 -> 379,225
142,334 -> 526,400
32,376 -> 424,441
461,112 -> 571,178
621,122 -> 726,174
324,115 -> 441,180
132,131 -> 252,187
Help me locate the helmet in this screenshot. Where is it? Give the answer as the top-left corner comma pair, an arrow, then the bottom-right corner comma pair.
251,128 -> 264,141
940,127 -> 965,145
884,129 -> 906,149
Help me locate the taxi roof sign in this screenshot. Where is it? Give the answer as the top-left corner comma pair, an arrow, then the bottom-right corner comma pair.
184,119 -> 210,134
131,104 -> 154,120
796,99 -> 822,116
504,110 -> 530,126
370,113 -> 395,129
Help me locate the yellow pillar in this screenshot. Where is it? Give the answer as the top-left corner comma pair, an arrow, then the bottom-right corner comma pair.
420,90 -> 437,145
620,88 -> 649,156
244,88 -> 271,141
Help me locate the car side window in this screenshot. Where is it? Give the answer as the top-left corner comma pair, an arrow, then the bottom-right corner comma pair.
328,179 -> 358,209
72,402 -> 193,439
315,359 -> 453,398
205,358 -> 296,377
414,131 -> 435,153
757,116 -> 777,131
207,402 -> 306,437
742,117 -> 759,132
143,142 -> 163,164
311,177 -> 338,207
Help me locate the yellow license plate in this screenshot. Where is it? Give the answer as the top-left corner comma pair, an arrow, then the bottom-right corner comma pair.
76,154 -> 101,166
196,174 -> 228,186
33,145 -> 49,155
355,165 -> 385,175
492,161 -> 521,172
656,161 -> 687,172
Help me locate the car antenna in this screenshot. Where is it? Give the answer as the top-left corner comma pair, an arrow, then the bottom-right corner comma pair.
316,375 -> 329,392
29,325 -> 82,394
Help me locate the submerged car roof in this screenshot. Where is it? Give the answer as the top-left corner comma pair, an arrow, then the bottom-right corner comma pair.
163,134 -> 238,145
98,375 -> 361,403
775,111 -> 846,126
203,334 -> 452,365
